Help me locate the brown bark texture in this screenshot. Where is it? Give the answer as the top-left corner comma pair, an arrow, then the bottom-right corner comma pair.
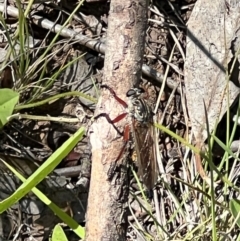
85,0 -> 148,240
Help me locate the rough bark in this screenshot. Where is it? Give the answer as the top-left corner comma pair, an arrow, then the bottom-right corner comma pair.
85,0 -> 148,240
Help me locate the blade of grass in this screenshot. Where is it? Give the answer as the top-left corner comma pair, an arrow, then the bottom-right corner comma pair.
0,127 -> 85,212
33,52 -> 87,100
203,101 -> 217,240
14,91 -> 97,110
155,122 -> 239,190
1,160 -> 85,238
30,0 -> 85,81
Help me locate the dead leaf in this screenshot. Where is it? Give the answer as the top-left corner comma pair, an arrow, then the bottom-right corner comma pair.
0,66 -> 13,89
184,0 -> 240,184
185,0 -> 240,143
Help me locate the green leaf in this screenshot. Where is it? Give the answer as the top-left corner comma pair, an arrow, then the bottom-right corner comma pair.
237,233 -> 240,241
52,224 -> 69,241
230,199 -> 240,228
0,89 -> 19,128
0,127 -> 85,212
1,159 -> 85,239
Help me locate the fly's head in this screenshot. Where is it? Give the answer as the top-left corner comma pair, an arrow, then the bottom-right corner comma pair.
126,87 -> 153,124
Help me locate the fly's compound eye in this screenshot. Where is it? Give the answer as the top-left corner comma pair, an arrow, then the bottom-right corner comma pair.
126,87 -> 145,97
126,89 -> 136,97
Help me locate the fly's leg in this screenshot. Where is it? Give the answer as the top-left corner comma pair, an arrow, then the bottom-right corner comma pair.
96,85 -> 132,181
107,124 -> 131,181
94,111 -> 128,181
94,85 -> 129,135
94,112 -> 125,136
100,84 -> 128,108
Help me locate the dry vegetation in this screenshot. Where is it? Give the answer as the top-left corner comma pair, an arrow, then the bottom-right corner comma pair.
0,0 -> 240,240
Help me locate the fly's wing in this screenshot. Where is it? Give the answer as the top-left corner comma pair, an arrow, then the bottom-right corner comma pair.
132,119 -> 158,189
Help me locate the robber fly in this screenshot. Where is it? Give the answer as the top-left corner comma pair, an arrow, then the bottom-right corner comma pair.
100,85 -> 158,189
126,87 -> 158,189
